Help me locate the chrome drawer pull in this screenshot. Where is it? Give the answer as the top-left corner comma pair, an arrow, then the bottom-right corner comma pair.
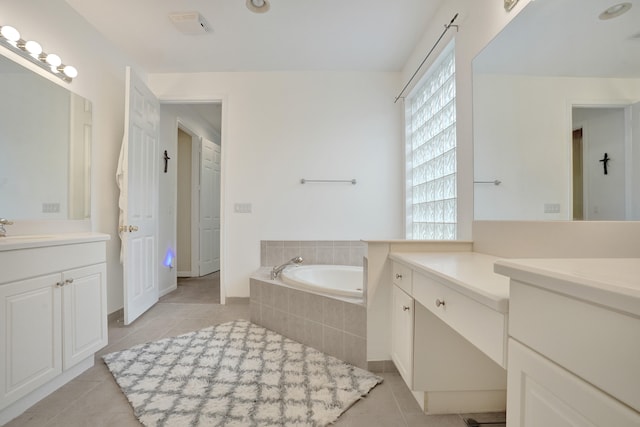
435,299 -> 445,308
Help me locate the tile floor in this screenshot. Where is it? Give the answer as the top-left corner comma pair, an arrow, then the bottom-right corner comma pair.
5,274 -> 503,427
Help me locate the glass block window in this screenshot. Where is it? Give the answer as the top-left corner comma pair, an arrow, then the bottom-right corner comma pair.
405,41 -> 456,240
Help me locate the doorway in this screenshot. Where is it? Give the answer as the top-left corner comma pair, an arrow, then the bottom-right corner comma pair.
572,128 -> 584,220
572,106 -> 627,220
163,102 -> 223,302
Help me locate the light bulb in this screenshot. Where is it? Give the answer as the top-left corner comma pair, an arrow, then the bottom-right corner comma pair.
0,26 -> 20,42
24,40 -> 42,55
45,53 -> 61,67
62,65 -> 78,78
252,0 -> 265,6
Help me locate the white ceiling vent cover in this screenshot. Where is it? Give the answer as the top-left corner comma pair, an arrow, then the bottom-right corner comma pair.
169,12 -> 212,35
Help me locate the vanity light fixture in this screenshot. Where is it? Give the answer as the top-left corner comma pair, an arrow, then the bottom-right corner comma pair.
0,24 -> 78,83
246,0 -> 270,14
599,2 -> 632,20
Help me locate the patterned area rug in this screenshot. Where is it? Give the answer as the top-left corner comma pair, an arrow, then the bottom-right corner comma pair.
103,320 -> 382,426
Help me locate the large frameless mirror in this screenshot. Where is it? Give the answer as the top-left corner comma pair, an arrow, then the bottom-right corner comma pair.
0,52 -> 92,220
472,0 -> 640,221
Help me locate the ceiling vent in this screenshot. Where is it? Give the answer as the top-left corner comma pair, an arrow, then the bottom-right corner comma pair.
169,12 -> 212,35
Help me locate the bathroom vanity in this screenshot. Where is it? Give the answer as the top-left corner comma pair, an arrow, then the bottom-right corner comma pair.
495,258 -> 640,426
388,251 -> 509,414
0,233 -> 109,424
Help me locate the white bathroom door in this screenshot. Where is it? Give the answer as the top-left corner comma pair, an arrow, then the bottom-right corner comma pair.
121,67 -> 160,325
212,143 -> 221,272
199,138 -> 218,275
630,101 -> 640,220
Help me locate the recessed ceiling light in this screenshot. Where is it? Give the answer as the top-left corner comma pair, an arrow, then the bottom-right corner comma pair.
599,2 -> 632,20
246,0 -> 270,14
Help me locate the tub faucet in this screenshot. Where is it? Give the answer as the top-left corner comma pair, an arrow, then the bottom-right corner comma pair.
271,256 -> 303,279
0,218 -> 13,237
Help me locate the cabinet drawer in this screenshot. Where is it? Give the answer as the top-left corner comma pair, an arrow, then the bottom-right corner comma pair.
0,242 -> 106,284
510,281 -> 640,412
392,262 -> 412,294
413,272 -> 507,367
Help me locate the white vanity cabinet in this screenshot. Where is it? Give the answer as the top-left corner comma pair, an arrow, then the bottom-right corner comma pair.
388,256 -> 509,414
0,235 -> 108,418
495,259 -> 640,426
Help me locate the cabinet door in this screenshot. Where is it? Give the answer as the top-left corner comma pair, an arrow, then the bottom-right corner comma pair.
507,339 -> 640,427
0,274 -> 62,409
391,285 -> 414,388
62,264 -> 108,369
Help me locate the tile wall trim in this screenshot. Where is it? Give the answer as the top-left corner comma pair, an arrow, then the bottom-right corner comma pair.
261,240 -> 365,267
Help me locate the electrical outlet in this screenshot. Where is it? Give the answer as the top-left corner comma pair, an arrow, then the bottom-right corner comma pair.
544,203 -> 560,214
42,202 -> 60,213
234,203 -> 252,214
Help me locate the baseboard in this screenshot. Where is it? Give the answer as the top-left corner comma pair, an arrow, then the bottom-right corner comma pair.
423,390 -> 507,414
225,297 -> 249,305
159,283 -> 177,297
108,308 -> 123,323
367,360 -> 398,374
177,270 -> 195,277
0,357 -> 94,425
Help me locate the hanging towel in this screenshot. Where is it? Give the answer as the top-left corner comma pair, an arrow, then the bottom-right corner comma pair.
116,135 -> 127,263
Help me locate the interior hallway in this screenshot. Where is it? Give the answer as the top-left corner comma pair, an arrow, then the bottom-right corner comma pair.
4,276 -> 500,427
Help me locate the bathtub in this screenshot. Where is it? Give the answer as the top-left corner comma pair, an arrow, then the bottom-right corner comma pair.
280,264 -> 363,298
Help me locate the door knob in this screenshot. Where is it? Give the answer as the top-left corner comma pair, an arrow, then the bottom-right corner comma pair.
128,225 -> 139,232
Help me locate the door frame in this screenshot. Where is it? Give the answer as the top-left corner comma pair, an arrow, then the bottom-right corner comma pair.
175,120 -> 201,278
163,97 -> 227,304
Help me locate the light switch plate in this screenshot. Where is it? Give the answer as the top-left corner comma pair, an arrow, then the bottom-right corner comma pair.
234,203 -> 252,214
544,203 -> 560,214
42,202 -> 60,213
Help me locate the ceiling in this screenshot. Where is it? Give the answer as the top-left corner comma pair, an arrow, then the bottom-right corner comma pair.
65,0 -> 444,73
474,0 -> 640,78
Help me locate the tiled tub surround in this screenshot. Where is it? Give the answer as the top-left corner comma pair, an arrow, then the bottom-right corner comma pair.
260,240 -> 366,267
250,268 -> 367,369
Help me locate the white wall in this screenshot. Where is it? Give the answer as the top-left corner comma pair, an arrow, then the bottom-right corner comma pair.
473,74 -> 640,220
149,72 -> 404,298
2,0 -> 142,314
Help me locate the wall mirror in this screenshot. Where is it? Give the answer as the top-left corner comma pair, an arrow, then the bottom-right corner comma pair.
0,51 -> 92,220
473,0 -> 640,221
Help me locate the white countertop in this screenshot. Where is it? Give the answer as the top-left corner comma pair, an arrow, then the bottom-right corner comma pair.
0,232 -> 110,251
389,252 -> 510,313
494,258 -> 640,317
